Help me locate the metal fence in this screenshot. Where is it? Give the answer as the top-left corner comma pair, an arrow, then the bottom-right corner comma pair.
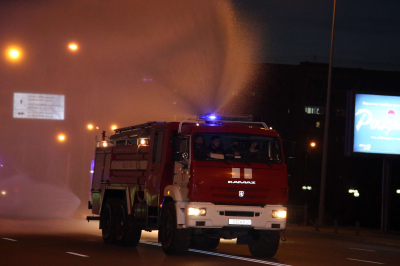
286,205 -> 309,225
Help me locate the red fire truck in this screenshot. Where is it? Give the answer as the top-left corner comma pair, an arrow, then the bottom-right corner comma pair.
88,115 -> 288,257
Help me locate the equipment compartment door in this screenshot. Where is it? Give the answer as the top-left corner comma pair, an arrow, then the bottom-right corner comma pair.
146,130 -> 165,206
92,151 -> 105,190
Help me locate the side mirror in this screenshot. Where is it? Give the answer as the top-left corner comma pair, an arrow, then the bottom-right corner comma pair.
282,140 -> 297,166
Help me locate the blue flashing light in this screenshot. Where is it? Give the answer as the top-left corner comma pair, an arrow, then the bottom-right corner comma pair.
199,114 -> 220,121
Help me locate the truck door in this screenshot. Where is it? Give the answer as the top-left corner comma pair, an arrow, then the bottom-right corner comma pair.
173,136 -> 190,200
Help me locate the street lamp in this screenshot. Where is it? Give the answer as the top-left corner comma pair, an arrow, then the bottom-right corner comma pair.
310,142 -> 316,148
111,125 -> 117,130
396,189 -> 400,194
319,0 -> 337,226
68,43 -> 78,52
349,189 -> 360,197
87,124 -> 94,130
58,134 -> 66,142
5,47 -> 22,61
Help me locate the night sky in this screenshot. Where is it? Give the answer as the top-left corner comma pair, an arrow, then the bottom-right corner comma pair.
233,0 -> 400,71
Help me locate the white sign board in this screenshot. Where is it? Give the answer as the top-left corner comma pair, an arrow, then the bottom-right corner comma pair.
13,93 -> 65,120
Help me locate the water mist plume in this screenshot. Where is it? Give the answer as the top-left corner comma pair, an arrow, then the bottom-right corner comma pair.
0,0 -> 257,207
2,0 -> 256,122
0,174 -> 81,219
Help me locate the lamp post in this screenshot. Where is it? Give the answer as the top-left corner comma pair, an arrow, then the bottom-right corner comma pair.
57,133 -> 70,188
318,0 -> 337,226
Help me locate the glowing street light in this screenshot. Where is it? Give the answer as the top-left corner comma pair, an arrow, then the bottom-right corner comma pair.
87,124 -> 94,130
111,125 -> 117,130
9,49 -> 19,58
349,189 -> 360,197
5,47 -> 22,61
58,134 -> 66,142
310,142 -> 316,148
1,191 -> 6,196
396,189 -> 400,194
68,43 -> 78,51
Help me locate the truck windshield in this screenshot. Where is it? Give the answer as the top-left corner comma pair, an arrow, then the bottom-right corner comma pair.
192,133 -> 282,164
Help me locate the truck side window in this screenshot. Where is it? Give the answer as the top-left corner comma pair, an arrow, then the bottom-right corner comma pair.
152,131 -> 164,164
268,141 -> 281,162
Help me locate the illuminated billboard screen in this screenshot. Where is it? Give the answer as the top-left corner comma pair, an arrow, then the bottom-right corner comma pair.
13,93 -> 65,120
353,93 -> 400,155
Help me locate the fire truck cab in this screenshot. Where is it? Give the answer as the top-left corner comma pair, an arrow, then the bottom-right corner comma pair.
88,115 -> 288,257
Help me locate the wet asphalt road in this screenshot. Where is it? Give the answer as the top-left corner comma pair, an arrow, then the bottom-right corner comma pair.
1,219 -> 399,266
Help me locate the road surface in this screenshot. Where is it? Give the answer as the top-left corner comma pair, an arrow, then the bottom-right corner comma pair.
1,219 -> 399,266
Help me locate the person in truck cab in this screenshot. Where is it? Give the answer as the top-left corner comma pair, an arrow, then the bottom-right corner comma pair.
244,140 -> 261,158
193,135 -> 209,160
209,135 -> 225,154
226,140 -> 242,156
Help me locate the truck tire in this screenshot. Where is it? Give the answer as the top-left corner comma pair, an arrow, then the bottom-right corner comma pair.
101,199 -> 117,244
116,200 -> 142,247
160,202 -> 191,255
190,235 -> 220,250
248,231 -> 280,258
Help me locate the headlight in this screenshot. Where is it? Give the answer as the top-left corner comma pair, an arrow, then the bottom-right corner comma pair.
188,208 -> 206,216
271,210 -> 286,219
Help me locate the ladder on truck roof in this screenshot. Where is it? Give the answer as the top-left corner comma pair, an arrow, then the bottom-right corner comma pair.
114,121 -> 165,134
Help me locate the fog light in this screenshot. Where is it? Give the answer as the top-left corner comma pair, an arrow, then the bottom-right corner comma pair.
271,210 -> 286,219
188,208 -> 206,216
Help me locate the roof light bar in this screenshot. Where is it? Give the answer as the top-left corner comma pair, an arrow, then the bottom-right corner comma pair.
198,114 -> 253,122
178,114 -> 268,134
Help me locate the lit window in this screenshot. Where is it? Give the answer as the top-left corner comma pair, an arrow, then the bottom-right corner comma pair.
305,106 -> 325,115
316,122 -> 320,128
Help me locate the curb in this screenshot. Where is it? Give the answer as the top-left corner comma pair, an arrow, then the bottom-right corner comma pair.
285,228 -> 400,248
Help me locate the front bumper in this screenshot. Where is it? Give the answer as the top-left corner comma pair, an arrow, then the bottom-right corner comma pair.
176,202 -> 286,230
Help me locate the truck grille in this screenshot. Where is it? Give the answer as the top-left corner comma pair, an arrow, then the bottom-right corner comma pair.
219,211 -> 256,217
210,187 -> 270,201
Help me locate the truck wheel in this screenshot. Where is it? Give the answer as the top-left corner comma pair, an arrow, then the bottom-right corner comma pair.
116,200 -> 142,247
248,231 -> 280,258
190,235 -> 220,250
101,199 -> 117,244
160,202 -> 191,255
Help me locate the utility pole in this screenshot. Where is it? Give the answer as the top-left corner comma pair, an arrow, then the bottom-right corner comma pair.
318,0 -> 337,226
